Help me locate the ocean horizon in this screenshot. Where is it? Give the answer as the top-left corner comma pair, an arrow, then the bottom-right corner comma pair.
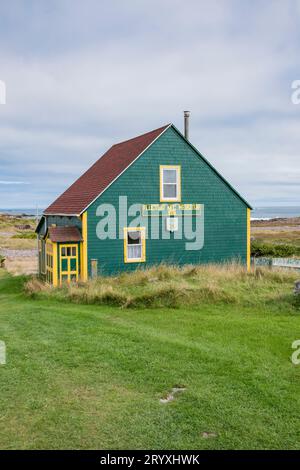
1,206 -> 300,220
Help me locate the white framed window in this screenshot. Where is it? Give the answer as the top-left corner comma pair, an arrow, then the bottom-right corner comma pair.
124,227 -> 146,263
160,165 -> 181,202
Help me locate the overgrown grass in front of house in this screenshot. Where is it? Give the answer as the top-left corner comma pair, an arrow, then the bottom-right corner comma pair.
24,263 -> 299,310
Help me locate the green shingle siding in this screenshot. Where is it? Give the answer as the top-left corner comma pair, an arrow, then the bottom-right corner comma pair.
87,127 -> 247,276
47,215 -> 81,230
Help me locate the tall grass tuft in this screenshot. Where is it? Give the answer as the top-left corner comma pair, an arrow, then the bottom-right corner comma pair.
24,263 -> 299,310
24,277 -> 48,297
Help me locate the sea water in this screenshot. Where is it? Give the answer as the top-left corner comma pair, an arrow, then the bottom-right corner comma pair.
1,206 -> 300,220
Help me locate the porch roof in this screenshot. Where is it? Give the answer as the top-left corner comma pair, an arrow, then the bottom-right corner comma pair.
48,226 -> 82,243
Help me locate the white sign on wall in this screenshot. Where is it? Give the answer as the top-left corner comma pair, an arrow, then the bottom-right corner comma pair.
166,217 -> 178,232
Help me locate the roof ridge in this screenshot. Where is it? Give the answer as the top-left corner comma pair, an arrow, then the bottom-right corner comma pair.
111,123 -> 171,148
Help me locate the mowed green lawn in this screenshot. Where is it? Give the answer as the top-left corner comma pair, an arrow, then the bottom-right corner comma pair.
0,271 -> 300,449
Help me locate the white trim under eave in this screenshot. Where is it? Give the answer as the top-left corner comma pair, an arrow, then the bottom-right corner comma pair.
78,124 -> 172,215
43,213 -> 80,216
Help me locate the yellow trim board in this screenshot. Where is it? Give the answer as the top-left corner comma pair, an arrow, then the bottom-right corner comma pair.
124,227 -> 146,263
81,211 -> 88,281
247,208 -> 251,271
45,239 -> 54,285
52,242 -> 58,287
160,165 -> 181,202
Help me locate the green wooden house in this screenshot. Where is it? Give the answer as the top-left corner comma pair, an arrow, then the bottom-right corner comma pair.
36,122 -> 252,285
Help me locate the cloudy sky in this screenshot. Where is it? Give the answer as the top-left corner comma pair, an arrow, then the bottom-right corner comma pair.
0,0 -> 300,209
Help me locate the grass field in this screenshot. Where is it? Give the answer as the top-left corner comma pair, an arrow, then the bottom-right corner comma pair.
0,215 -> 36,250
251,217 -> 300,255
0,267 -> 300,449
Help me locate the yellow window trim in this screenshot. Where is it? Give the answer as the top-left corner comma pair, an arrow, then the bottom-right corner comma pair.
81,211 -> 88,281
40,238 -> 46,275
60,243 -> 78,257
160,165 -> 181,202
45,239 -> 55,285
124,227 -> 146,263
52,242 -> 58,287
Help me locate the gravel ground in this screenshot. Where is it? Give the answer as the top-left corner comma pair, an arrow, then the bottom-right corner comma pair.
0,232 -> 14,237
252,225 -> 300,232
0,249 -> 37,258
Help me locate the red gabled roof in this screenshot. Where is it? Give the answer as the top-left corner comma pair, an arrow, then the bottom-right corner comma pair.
48,226 -> 82,242
44,124 -> 170,215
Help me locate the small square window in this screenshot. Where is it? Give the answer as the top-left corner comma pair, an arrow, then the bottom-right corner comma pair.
124,228 -> 145,263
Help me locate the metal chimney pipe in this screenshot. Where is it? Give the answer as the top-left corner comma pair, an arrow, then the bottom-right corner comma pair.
184,110 -> 190,140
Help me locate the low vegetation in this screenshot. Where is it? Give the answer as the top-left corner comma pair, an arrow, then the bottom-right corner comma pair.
12,232 -> 36,240
0,214 -> 36,250
251,217 -> 300,257
251,240 -> 300,258
0,214 -> 35,230
25,263 -> 299,310
251,217 -> 300,228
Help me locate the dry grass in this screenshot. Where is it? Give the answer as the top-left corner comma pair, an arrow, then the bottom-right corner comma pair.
0,237 -> 36,249
24,276 -> 48,294
5,256 -> 38,276
0,214 -> 35,229
251,217 -> 300,227
252,229 -> 300,245
0,214 -> 36,249
24,263 -> 299,310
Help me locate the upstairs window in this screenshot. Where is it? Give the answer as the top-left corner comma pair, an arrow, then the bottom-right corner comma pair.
160,165 -> 181,202
124,227 -> 146,263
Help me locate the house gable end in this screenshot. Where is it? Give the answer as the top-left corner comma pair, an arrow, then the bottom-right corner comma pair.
87,124 -> 251,211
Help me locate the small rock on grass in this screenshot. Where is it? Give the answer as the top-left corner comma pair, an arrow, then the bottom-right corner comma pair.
202,432 -> 217,439
159,386 -> 186,404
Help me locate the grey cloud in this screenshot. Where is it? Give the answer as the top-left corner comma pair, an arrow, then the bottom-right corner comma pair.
0,0 -> 299,208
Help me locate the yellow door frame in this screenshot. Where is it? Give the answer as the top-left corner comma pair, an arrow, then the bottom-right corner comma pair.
59,244 -> 79,284
81,211 -> 88,281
